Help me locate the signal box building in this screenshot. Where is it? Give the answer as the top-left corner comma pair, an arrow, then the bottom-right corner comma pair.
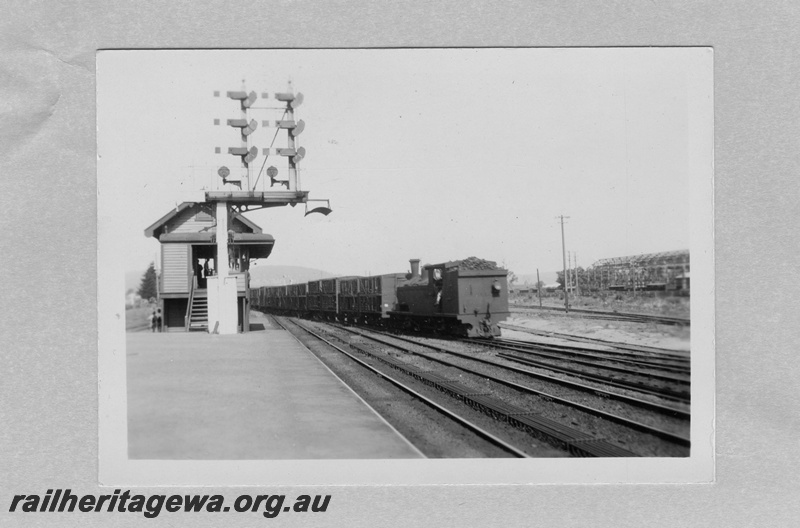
145,202 -> 274,331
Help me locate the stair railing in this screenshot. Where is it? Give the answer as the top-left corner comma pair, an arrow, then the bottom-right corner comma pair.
185,272 -> 196,332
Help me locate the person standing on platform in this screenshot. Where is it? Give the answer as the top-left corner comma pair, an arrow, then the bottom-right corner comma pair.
196,262 -> 205,288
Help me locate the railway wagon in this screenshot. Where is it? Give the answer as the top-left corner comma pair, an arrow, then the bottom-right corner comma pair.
259,285 -> 286,312
308,277 -> 360,320
250,257 -> 509,338
392,258 -> 509,337
274,285 -> 288,311
338,277 -> 359,316
338,273 -> 408,325
252,285 -> 266,309
251,283 -> 301,314
306,279 -> 322,313
250,285 -> 262,308
318,277 -> 338,319
286,282 -> 307,313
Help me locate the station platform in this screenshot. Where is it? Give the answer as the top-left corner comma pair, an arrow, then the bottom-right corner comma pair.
126,311 -> 423,459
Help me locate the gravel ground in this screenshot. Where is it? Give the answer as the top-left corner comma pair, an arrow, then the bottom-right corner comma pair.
269,309 -> 692,458
491,350 -> 690,400
349,329 -> 689,457
506,309 -> 691,352
281,318 -> 565,458
414,338 -> 690,428
304,321 -> 663,457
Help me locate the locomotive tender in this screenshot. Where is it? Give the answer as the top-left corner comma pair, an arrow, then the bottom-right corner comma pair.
250,257 -> 510,337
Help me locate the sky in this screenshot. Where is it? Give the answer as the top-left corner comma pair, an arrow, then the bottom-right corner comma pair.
97,48 -> 710,278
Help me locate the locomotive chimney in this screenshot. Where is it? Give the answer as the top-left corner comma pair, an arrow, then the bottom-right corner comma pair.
409,259 -> 420,279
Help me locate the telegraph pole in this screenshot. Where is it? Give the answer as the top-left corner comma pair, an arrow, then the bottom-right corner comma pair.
558,215 -> 570,312
536,268 -> 542,308
566,251 -> 571,293
568,251 -> 573,296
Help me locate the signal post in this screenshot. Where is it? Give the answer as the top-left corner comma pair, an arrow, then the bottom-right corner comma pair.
206,87 -> 330,334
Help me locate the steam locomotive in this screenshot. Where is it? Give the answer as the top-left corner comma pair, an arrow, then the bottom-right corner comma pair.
250,257 -> 510,337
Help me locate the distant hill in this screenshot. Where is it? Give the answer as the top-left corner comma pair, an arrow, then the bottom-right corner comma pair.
248,264 -> 336,287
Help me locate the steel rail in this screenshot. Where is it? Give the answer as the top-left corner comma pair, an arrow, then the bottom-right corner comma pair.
510,304 -> 690,326
335,326 -> 690,447
498,335 -> 690,370
466,338 -> 691,382
337,325 -> 690,420
499,322 -> 690,360
305,321 -> 636,457
274,316 -> 532,458
496,353 -> 690,404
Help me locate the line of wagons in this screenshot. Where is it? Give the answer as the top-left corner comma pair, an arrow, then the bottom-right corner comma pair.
249,258 -> 511,338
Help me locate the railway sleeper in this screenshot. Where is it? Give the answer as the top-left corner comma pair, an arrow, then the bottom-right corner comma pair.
332,324 -> 636,457
465,395 -> 637,458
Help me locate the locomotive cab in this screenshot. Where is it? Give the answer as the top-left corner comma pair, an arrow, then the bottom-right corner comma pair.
454,267 -> 510,337
393,258 -> 510,337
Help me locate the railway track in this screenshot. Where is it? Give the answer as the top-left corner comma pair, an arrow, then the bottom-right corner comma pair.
461,338 -> 691,405
271,315 -> 531,458
500,333 -> 689,365
331,324 -> 690,450
511,304 -> 690,326
340,324 -> 690,419
499,322 -> 690,359
279,316 -> 640,457
473,338 -> 691,379
461,337 -> 690,405
495,352 -> 689,404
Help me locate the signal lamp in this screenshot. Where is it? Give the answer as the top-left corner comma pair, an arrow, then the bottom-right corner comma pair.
291,119 -> 305,137
290,92 -> 304,109
226,91 -> 257,108
243,119 -> 258,136
274,92 -> 304,109
244,146 -> 258,164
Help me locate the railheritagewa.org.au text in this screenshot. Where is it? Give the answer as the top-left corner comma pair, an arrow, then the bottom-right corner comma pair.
8,489 -> 330,519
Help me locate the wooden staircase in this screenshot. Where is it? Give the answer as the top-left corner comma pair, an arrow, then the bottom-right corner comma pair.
186,289 -> 208,331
